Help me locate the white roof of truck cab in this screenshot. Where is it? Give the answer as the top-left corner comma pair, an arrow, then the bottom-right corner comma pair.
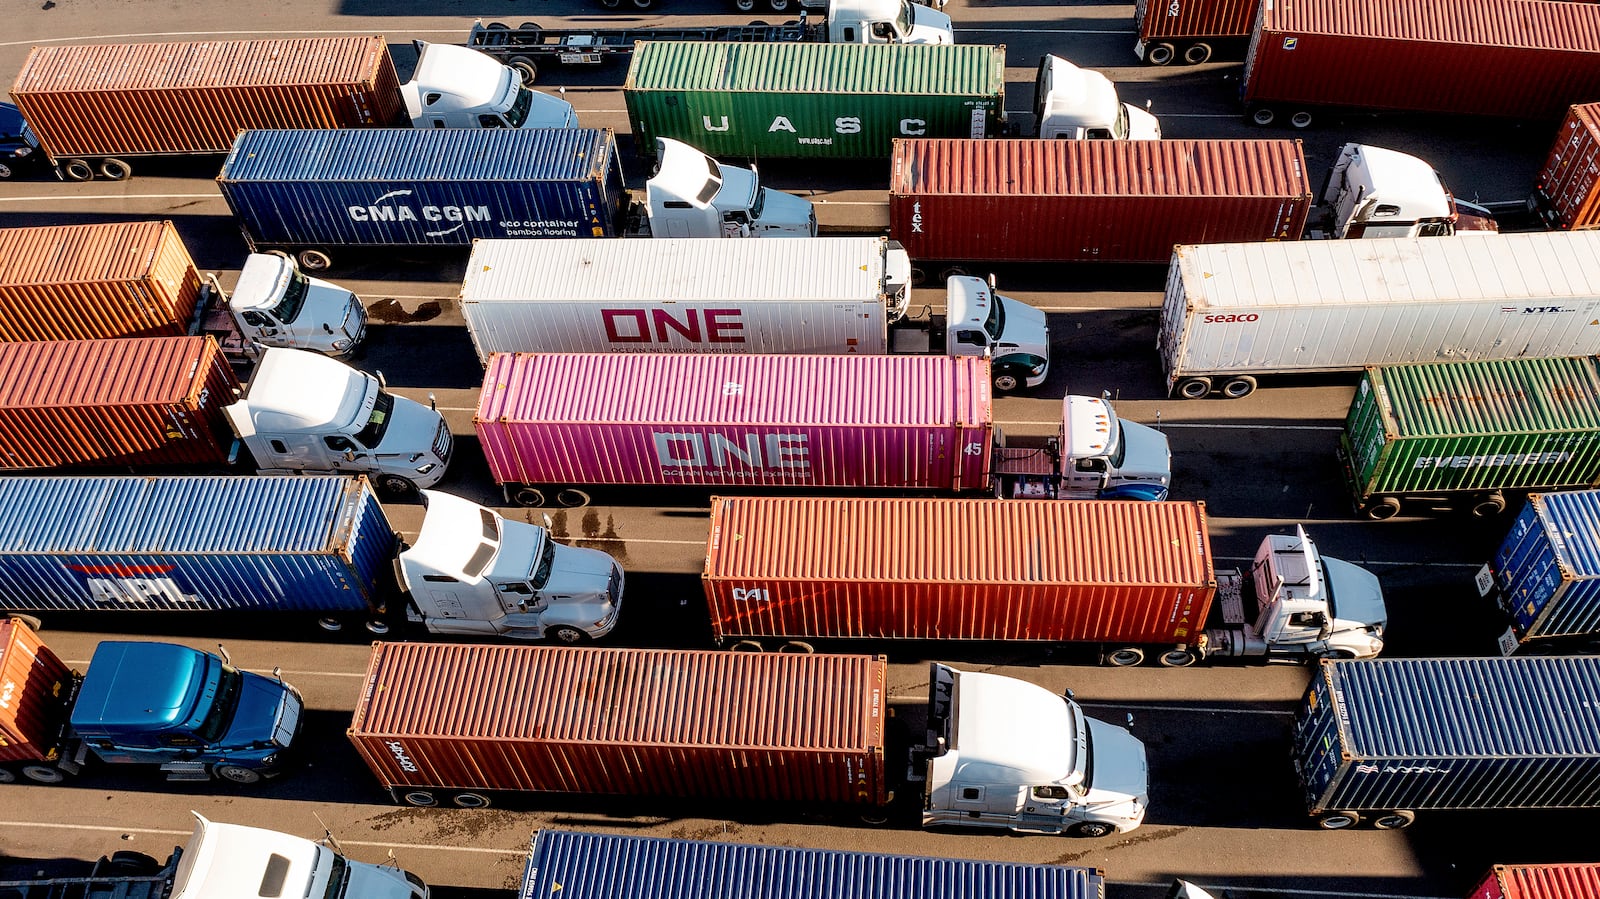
1062,394 -> 1115,458
1345,144 -> 1451,221
650,138 -> 721,211
1038,55 -> 1116,130
406,42 -> 508,113
950,670 -> 1074,782
173,813 -> 325,899
242,348 -> 368,432
230,253 -> 292,314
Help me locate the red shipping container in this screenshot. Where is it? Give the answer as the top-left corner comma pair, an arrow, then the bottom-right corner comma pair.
1134,0 -> 1259,63
0,221 -> 203,342
890,138 -> 1311,264
347,644 -> 888,807
0,336 -> 240,471
10,36 -> 405,162
703,497 -> 1217,645
1241,0 -> 1600,122
1468,864 -> 1600,899
0,618 -> 74,766
475,353 -> 993,497
1535,103 -> 1600,229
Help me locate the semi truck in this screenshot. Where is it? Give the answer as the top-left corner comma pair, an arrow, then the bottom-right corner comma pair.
1478,489 -> 1600,655
0,812 -> 428,899
0,336 -> 452,495
3,37 -> 574,181
1338,357 -> 1600,520
1240,0 -> 1600,129
1293,656 -> 1600,829
890,139 -> 1495,268
347,644 -> 1151,837
1159,232 -> 1600,399
0,221 -> 365,359
0,618 -> 302,785
456,237 -> 1047,390
1033,54 -> 1160,140
1132,0 -> 1256,65
702,497 -> 1387,664
217,129 -> 813,271
0,475 -> 624,643
474,353 -> 1170,507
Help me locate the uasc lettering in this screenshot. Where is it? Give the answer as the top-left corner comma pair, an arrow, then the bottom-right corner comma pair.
602,308 -> 745,344
1202,313 -> 1260,323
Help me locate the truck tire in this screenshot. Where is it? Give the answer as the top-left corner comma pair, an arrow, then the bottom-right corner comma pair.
1144,42 -> 1176,66
403,790 -> 440,806
98,158 -> 132,181
992,371 -> 1022,394
108,851 -> 161,875
778,640 -> 815,654
1069,821 -> 1115,838
734,0 -> 757,10
631,0 -> 655,8
0,767 -> 15,783
61,159 -> 95,182
1316,811 -> 1360,830
452,792 -> 491,808
215,764 -> 262,784
508,56 -> 538,85
514,487 -> 547,507
1290,110 -> 1314,129
1470,493 -> 1507,519
1372,810 -> 1415,830
1106,647 -> 1145,667
297,249 -> 333,272
1248,106 -> 1276,127
364,618 -> 391,635
598,0 -> 622,8
21,764 -> 65,784
546,625 -> 588,645
730,640 -> 765,652
0,160 -> 14,180
1177,377 -> 1211,399
1183,42 -> 1212,64
555,488 -> 591,508
1363,497 -> 1403,521
376,474 -> 417,498
317,617 -> 345,632
767,0 -> 792,11
1158,649 -> 1197,668
1220,375 -> 1257,399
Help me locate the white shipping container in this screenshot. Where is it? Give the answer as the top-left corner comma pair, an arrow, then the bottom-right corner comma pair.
1159,232 -> 1600,397
459,237 -> 898,363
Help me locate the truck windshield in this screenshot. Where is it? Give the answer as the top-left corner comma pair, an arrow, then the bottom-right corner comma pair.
1114,103 -> 1129,140
983,295 -> 1005,340
895,0 -> 912,35
275,268 -> 310,324
320,853 -> 350,899
528,534 -> 557,590
505,85 -> 536,128
697,154 -> 721,204
353,390 -> 395,450
196,663 -> 244,744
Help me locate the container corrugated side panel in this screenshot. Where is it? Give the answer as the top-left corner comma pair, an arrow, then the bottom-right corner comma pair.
218,129 -> 625,247
0,221 -> 201,341
702,497 -> 1216,644
1470,864 -> 1600,899
1339,370 -> 1388,501
460,238 -> 890,361
474,353 -> 992,490
1495,491 -> 1600,642
10,37 -> 405,159
1159,235 -> 1600,383
521,830 -> 1106,899
1294,657 -> 1600,812
1137,0 -> 1258,41
1536,104 -> 1600,230
348,645 -> 888,803
1243,0 -> 1600,120
0,337 -> 238,470
0,619 -> 73,765
0,476 -> 392,613
888,138 -> 1311,263
624,42 -> 1004,159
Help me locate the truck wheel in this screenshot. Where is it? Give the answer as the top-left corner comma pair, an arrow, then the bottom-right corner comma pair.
734,0 -> 757,10
778,640 -> 815,654
376,474 -> 417,498
598,0 -> 622,8
1220,376 -> 1257,399
555,488 -> 591,508
908,266 -> 928,286
1363,497 -> 1403,521
1159,649 -> 1197,668
767,0 -> 791,11
938,265 -> 970,282
365,619 -> 391,635
1145,42 -> 1176,66
1106,647 -> 1145,667
1316,811 -> 1360,830
98,158 -> 132,181
1183,42 -> 1212,64
21,764 -> 65,784
546,625 -> 588,645
730,640 -> 765,652
1177,377 -> 1211,399
508,56 -> 537,85
992,372 -> 1021,394
297,249 -> 333,272
1070,821 -> 1115,838
452,792 -> 492,808
1372,810 -> 1415,830
514,487 -> 547,507
403,790 -> 439,806
108,851 -> 161,875
1248,106 -> 1276,127
631,0 -> 655,8
0,768 -> 15,783
1290,110 -> 1314,129
1470,493 -> 1507,518
0,161 -> 14,180
317,617 -> 345,632
215,765 -> 262,784
61,158 -> 95,182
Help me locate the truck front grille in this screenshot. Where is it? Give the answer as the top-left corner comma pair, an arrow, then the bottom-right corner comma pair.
433,422 -> 454,463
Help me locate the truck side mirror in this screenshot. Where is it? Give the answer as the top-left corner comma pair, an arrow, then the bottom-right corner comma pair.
343,450 -> 357,462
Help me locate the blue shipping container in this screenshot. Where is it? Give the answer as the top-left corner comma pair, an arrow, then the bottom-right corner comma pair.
520,830 -> 1105,899
0,475 -> 395,614
1294,657 -> 1600,818
217,129 -> 627,249
1493,490 -> 1600,651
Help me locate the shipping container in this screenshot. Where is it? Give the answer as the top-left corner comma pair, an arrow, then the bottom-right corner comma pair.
1293,656 -> 1600,828
889,138 -> 1311,264
475,353 -> 992,501
1241,0 -> 1600,126
1339,357 -> 1600,520
459,238 -> 895,362
623,42 -> 1005,159
521,830 -> 1107,899
10,37 -> 405,168
0,337 -> 239,471
217,129 -> 627,265
0,221 -> 202,343
1469,864 -> 1600,899
703,496 -> 1215,645
1159,232 -> 1600,399
347,644 -> 888,808
1134,0 -> 1259,64
0,476 -> 394,617
1487,489 -> 1600,653
1533,103 -> 1600,230
0,618 -> 73,766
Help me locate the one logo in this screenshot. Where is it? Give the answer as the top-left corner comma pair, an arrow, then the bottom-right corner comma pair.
653,432 -> 810,473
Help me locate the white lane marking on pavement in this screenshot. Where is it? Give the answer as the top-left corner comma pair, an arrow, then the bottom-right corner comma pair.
0,821 -> 523,854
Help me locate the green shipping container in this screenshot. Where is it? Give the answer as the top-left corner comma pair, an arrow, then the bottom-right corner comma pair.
623,42 -> 1005,160
1340,357 -> 1600,520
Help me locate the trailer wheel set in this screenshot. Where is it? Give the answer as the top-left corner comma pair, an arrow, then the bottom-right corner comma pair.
1315,809 -> 1415,830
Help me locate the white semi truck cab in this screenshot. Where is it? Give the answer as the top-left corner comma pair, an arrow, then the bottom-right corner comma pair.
222,253 -> 367,356
824,0 -> 954,44
941,275 -> 1050,390
397,489 -> 625,643
223,349 -> 453,494
1033,55 -> 1160,140
173,813 -> 427,899
1316,143 -> 1500,239
921,663 -> 1148,837
401,41 -> 577,130
992,394 -> 1173,502
646,138 -> 817,238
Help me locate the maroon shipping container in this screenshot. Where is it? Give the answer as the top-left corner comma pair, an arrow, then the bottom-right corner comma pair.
703,496 -> 1218,645
0,619 -> 73,766
1241,0 -> 1600,123
1134,0 -> 1259,65
347,643 -> 889,808
1535,103 -> 1600,229
10,36 -> 405,167
1468,864 -> 1600,899
0,221 -> 203,342
889,138 -> 1311,264
0,336 -> 239,471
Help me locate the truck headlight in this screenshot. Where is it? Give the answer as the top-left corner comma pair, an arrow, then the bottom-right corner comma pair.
261,753 -> 278,766
1029,361 -> 1047,376
415,463 -> 436,475
593,610 -> 617,630
13,146 -> 30,158
331,337 -> 351,351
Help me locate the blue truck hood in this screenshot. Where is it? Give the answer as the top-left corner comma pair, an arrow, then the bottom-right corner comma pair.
224,670 -> 293,747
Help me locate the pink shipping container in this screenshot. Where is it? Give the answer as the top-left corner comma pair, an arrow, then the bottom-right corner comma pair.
0,618 -> 74,766
889,138 -> 1311,264
474,353 -> 992,503
0,336 -> 240,471
1468,864 -> 1600,899
1133,0 -> 1259,65
0,221 -> 203,342
1534,103 -> 1600,229
703,496 -> 1216,646
347,643 -> 889,808
1241,0 -> 1600,124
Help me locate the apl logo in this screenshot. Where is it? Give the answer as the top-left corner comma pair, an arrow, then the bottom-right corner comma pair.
67,563 -> 198,605
347,190 -> 491,237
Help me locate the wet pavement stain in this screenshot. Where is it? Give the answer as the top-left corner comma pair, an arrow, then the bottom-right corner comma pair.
366,298 -> 443,324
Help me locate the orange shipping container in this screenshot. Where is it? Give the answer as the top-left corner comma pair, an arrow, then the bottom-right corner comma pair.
347,644 -> 888,809
0,336 -> 240,470
703,497 -> 1217,645
1534,103 -> 1600,230
0,618 -> 74,766
1469,863 -> 1600,899
0,221 -> 202,342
